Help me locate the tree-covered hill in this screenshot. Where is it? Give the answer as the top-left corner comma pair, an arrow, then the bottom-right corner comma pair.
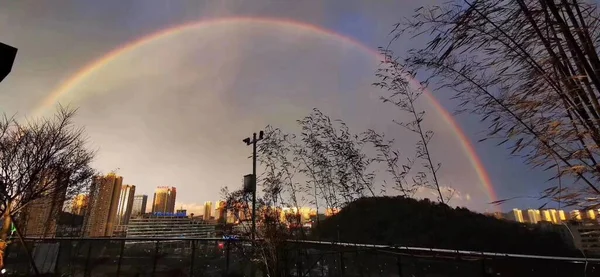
312,196 -> 576,256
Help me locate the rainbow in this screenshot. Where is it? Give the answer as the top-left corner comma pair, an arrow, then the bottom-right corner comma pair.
33,17 -> 498,204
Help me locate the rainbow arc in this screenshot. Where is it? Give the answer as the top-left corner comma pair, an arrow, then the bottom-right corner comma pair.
32,17 -> 498,205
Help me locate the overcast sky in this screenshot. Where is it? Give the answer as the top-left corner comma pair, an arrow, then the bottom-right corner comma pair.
0,0 -> 555,214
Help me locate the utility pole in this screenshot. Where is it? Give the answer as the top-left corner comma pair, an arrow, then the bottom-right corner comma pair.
243,131 -> 263,240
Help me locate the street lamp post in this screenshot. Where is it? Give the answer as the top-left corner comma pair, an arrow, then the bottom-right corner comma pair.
243,130 -> 263,240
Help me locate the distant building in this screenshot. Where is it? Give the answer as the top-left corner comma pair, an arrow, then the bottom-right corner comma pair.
227,213 -> 236,224
126,214 -> 216,238
151,186 -> 176,214
540,209 -> 565,224
203,201 -> 213,220
131,195 -> 148,216
571,210 -> 583,221
71,194 -> 89,216
22,175 -> 68,238
508,209 -> 525,223
545,209 -> 568,224
114,184 -> 136,235
280,207 -> 317,225
506,208 -> 571,224
526,209 -> 541,224
215,201 -> 226,222
176,209 -> 187,215
558,210 -> 568,222
325,208 -> 339,217
587,210 -> 598,220
84,173 -> 123,237
236,202 -> 250,221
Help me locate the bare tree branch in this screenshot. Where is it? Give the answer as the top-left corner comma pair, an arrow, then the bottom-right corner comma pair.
389,0 -> 600,208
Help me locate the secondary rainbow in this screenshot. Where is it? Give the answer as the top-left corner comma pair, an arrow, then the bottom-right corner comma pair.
33,17 -> 498,204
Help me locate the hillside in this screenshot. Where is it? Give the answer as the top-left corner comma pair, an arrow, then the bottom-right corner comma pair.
312,196 -> 576,256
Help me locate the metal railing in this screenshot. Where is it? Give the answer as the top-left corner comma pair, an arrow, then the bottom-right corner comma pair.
3,237 -> 600,276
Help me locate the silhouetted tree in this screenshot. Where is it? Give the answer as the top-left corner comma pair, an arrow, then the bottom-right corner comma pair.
362,129 -> 417,197
220,109 -> 392,275
0,107 -> 95,269
388,0 -> 600,208
374,50 -> 450,203
294,109 -> 377,211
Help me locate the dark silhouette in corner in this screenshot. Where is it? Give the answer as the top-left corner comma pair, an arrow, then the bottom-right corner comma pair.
0,42 -> 17,83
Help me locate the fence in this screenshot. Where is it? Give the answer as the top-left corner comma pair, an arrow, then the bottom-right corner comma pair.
3,237 -> 600,276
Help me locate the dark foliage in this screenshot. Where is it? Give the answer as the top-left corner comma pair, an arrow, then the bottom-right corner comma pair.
313,196 -> 576,256
387,0 -> 600,208
0,107 -> 95,219
56,211 -> 83,226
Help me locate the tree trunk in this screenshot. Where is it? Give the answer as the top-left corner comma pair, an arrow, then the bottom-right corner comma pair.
0,209 -> 11,270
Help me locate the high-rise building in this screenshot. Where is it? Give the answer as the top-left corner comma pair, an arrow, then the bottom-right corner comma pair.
71,194 -> 89,216
203,201 -> 213,220
558,210 -> 568,222
540,209 -> 566,224
571,210 -> 583,220
526,209 -> 542,224
215,201 -> 227,221
114,184 -> 136,234
508,209 -> 525,223
84,173 -> 123,237
587,210 -> 598,220
151,186 -> 177,214
22,175 -> 68,238
132,195 -> 148,216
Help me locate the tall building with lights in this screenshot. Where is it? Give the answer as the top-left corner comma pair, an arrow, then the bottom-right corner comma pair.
527,209 -> 542,224
71,194 -> 89,216
132,195 -> 148,216
571,210 -> 583,220
114,184 -> 136,234
214,201 -> 226,221
586,210 -> 598,220
541,209 -> 564,224
509,209 -> 525,223
203,201 -> 213,220
558,210 -> 568,222
151,186 -> 177,214
84,173 -> 123,237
